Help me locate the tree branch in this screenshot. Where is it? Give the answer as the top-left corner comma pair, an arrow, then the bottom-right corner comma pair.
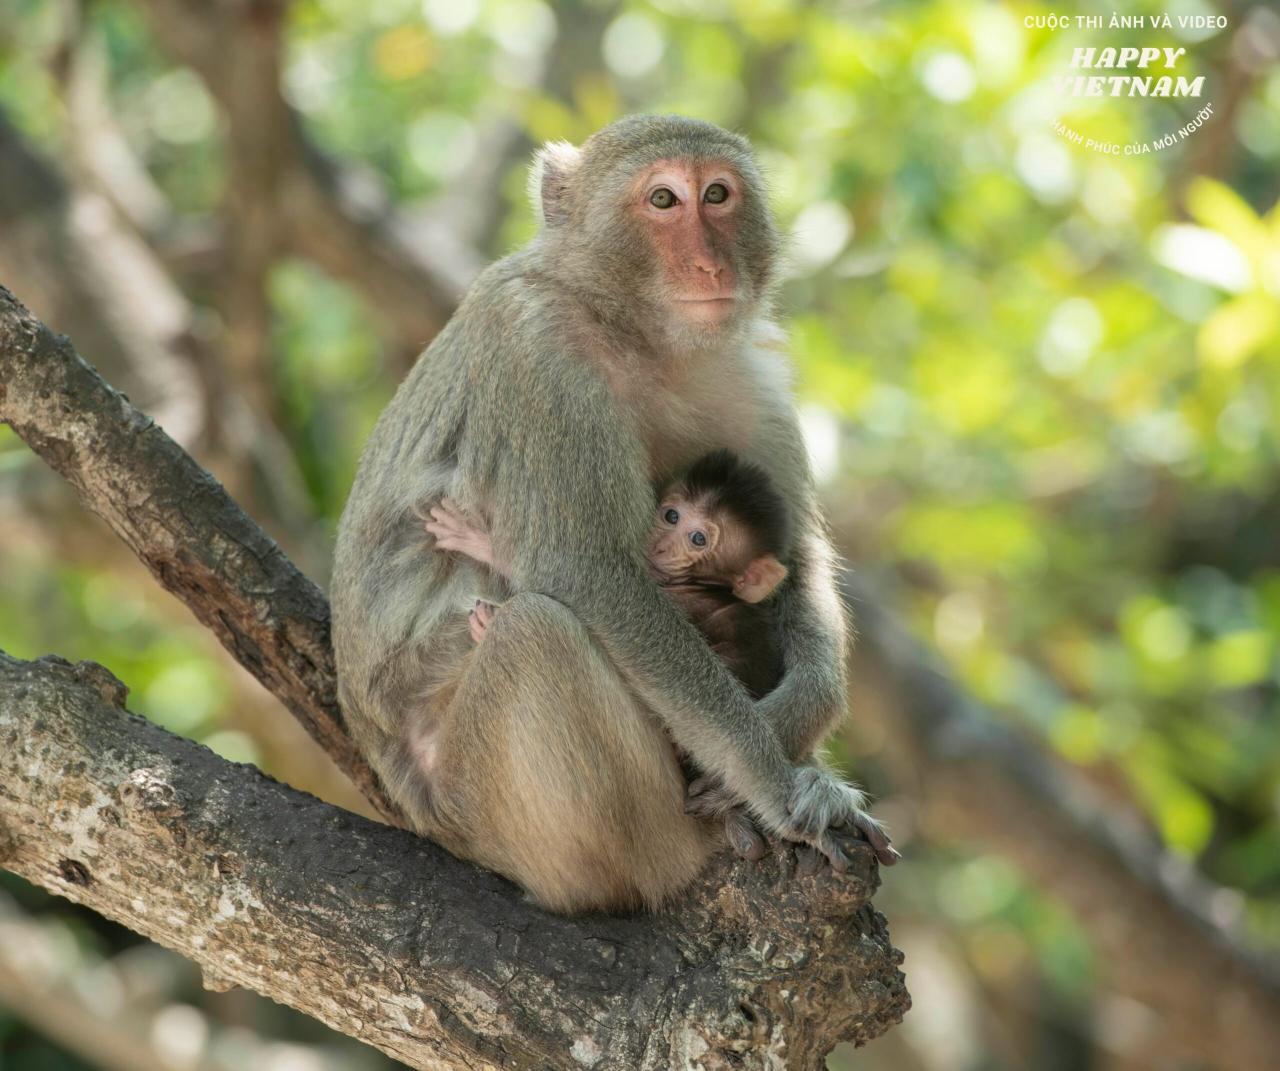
0,284 -> 394,821
0,651 -> 907,1070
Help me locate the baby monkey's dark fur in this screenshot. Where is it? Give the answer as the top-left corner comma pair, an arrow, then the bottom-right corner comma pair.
679,448 -> 792,560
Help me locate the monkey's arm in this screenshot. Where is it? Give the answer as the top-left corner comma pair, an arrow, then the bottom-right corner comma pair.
737,394 -> 899,864
761,522 -> 851,758
747,402 -> 853,760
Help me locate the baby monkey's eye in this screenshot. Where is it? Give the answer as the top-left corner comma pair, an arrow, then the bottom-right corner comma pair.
650,188 -> 678,209
690,531 -> 707,548
663,508 -> 680,524
704,182 -> 729,204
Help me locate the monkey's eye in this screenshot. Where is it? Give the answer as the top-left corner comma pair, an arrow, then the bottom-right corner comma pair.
704,183 -> 729,204
663,508 -> 679,525
650,188 -> 678,209
690,531 -> 707,548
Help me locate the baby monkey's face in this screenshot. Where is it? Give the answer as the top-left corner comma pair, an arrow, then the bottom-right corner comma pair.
648,492 -> 724,579
647,492 -> 788,603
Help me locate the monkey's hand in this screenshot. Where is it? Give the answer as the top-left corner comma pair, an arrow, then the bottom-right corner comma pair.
783,766 -> 900,870
685,776 -> 768,861
422,497 -> 500,571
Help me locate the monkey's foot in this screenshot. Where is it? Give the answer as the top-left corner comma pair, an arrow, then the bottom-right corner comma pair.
685,777 -> 767,861
685,774 -> 737,819
469,600 -> 496,644
723,808 -> 767,861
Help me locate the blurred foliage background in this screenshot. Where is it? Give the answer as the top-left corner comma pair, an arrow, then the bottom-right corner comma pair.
1,0 -> 1278,1068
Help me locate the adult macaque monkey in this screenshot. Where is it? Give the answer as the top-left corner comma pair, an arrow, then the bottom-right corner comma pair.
331,115 -> 895,914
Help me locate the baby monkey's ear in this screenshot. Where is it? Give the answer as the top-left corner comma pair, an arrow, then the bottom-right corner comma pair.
733,555 -> 789,604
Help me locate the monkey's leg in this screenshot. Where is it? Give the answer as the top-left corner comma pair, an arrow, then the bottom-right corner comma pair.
435,592 -> 716,914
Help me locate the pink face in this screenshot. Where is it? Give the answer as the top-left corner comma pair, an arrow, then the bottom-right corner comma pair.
646,493 -> 789,602
648,495 -> 721,576
632,159 -> 742,325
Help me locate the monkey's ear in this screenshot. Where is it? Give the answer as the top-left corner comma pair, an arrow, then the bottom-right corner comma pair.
733,555 -> 789,604
529,141 -> 582,226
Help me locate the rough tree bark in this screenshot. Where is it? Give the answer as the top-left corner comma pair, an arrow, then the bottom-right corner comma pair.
0,652 -> 906,1071
0,286 -> 392,821
0,287 -> 909,1068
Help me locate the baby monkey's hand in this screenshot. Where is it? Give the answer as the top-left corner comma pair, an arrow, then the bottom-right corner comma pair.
421,497 -> 499,572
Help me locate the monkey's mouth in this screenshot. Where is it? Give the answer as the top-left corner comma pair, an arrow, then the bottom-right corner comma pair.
646,559 -> 675,583
675,296 -> 737,322
646,559 -> 692,585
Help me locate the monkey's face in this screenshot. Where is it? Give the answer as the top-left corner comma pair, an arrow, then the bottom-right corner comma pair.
648,494 -> 723,579
630,160 -> 745,327
533,118 -> 780,344
648,492 -> 790,602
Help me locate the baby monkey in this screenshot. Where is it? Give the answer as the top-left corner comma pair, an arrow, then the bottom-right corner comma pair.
425,449 -> 793,859
643,448 -> 791,699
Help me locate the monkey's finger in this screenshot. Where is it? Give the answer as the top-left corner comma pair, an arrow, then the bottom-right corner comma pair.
848,815 -> 900,867
813,832 -> 851,873
724,811 -> 766,861
438,501 -> 473,527
830,820 -> 900,868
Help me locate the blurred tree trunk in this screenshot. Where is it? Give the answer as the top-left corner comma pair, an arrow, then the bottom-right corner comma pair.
0,111 -> 205,447
845,574 -> 1280,1071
